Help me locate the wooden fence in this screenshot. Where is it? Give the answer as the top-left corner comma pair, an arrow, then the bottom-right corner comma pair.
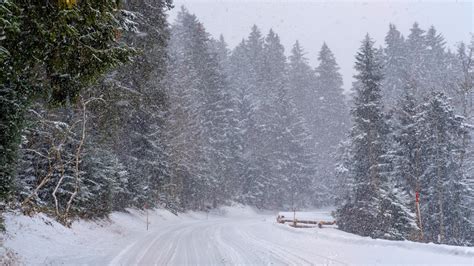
276,215 -> 336,228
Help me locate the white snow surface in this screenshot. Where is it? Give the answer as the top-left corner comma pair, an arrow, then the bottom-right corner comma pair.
2,205 -> 473,265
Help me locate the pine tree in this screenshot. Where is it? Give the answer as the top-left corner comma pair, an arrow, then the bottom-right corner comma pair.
102,0 -> 173,210
387,84 -> 422,239
0,0 -> 135,205
228,39 -> 262,205
454,39 -> 474,229
405,22 -> 429,97
337,35 -> 415,239
77,144 -> 130,217
248,29 -> 290,208
391,85 -> 420,195
229,27 -> 267,207
210,35 -> 245,201
334,139 -> 353,205
200,43 -> 234,208
211,35 -> 231,75
246,25 -> 266,94
382,24 -> 407,105
337,35 -> 387,237
416,92 -> 473,245
276,91 -> 316,209
166,7 -> 234,210
288,41 -> 317,124
424,26 -> 448,91
10,1 -> 173,222
314,43 -> 350,205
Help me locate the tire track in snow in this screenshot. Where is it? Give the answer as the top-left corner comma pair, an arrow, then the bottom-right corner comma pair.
147,222 -> 195,265
108,221 -> 185,266
214,223 -> 254,265
140,219 -> 227,265
235,223 -> 314,265
216,220 -> 273,265
109,216 -> 347,265
262,223 -> 348,265
239,220 -> 348,266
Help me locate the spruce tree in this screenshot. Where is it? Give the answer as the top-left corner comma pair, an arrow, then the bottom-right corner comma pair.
337,35 -> 415,239
231,27 -> 267,206
405,22 -> 429,97
250,29 -> 289,208
228,39 -> 262,206
424,26 -> 448,92
391,85 -> 420,195
382,24 -> 407,105
166,7 -> 233,210
454,39 -> 474,228
210,35 -> 244,200
416,93 -> 473,245
337,35 -> 387,237
387,84 -> 422,239
0,0 -> 134,205
105,0 -> 173,209
314,43 -> 350,205
288,41 -> 317,124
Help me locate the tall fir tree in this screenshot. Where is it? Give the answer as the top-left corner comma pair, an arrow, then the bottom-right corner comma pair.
228,39 -> 262,205
405,22 -> 429,97
166,7 -> 234,210
337,35 -> 415,239
416,93 -> 473,245
288,41 -> 317,125
382,24 -> 407,105
314,43 -> 350,205
0,0 -> 135,206
389,84 -> 423,239
249,29 -> 290,208
424,26 -> 448,92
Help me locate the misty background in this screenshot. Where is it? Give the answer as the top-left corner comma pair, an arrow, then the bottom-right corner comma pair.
170,0 -> 473,91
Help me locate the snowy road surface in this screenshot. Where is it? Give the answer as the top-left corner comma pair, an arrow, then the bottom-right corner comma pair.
4,207 -> 473,265
108,211 -> 473,265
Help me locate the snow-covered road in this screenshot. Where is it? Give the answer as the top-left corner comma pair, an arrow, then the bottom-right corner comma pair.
108,211 -> 473,266
4,206 -> 473,265
109,216 -> 340,265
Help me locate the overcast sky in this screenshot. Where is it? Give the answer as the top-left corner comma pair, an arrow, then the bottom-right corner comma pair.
168,0 -> 473,91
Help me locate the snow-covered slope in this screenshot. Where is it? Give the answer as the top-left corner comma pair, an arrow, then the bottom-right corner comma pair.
2,208 -> 186,265
2,206 -> 473,265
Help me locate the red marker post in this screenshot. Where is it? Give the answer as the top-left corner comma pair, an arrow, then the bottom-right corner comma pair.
415,191 -> 423,240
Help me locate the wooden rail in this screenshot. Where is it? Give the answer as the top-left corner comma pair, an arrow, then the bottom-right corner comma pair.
276,215 -> 336,228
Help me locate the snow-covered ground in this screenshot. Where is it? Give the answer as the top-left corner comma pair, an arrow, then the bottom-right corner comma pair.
2,205 -> 473,265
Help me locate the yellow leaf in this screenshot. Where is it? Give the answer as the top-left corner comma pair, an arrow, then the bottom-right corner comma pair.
59,0 -> 77,9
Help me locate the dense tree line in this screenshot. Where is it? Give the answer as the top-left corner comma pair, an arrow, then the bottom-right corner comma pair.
164,8 -> 348,210
2,3 -> 347,227
336,24 -> 473,246
1,0 -> 138,226
2,1 -> 471,247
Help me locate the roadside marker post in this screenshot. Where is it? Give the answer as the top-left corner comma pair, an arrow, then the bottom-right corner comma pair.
144,203 -> 149,231
293,208 -> 296,227
415,191 -> 423,240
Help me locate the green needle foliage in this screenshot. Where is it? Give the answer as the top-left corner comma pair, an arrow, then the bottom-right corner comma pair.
0,0 -> 135,202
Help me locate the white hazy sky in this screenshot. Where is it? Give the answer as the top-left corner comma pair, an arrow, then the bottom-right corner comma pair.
168,0 -> 473,91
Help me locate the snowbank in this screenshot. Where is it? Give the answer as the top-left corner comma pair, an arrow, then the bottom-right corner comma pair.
0,204 -> 258,265
1,208 -> 186,265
